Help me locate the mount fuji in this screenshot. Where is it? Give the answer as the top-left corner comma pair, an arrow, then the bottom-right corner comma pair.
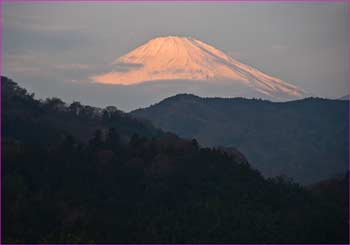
92,36 -> 305,100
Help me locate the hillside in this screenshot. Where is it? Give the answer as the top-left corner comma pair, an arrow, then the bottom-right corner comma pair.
132,94 -> 349,184
2,77 -> 348,243
2,76 -> 162,145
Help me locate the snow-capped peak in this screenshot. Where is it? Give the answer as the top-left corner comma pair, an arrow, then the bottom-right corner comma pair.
92,36 -> 305,99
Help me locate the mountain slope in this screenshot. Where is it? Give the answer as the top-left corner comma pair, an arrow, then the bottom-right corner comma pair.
338,94 -> 349,100
93,36 -> 305,100
2,76 -> 348,243
2,76 -> 162,144
131,94 -> 349,184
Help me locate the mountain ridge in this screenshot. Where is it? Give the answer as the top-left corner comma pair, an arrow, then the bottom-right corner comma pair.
131,93 -> 349,184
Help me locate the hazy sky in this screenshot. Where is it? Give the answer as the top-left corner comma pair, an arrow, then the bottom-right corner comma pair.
2,2 -> 348,111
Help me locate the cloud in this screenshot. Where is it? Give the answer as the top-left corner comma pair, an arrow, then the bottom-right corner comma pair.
3,6 -> 87,33
26,23 -> 87,33
3,52 -> 44,75
55,63 -> 91,71
2,51 -> 95,82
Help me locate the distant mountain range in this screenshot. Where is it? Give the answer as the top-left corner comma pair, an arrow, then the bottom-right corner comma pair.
132,94 -> 349,184
93,36 -> 305,100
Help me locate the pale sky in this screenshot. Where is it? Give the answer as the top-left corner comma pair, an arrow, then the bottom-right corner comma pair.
1,2 -> 348,111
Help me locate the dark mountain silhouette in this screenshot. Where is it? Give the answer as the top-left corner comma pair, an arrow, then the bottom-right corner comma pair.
2,76 -> 348,243
2,76 -> 162,145
132,94 -> 349,184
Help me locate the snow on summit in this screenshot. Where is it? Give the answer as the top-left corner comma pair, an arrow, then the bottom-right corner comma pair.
93,36 -> 305,99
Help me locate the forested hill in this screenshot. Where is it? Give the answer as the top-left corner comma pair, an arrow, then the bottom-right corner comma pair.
2,76 -> 349,243
132,93 -> 349,184
2,76 -> 162,145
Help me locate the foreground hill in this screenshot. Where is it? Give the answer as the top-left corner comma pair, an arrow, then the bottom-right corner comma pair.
2,76 -> 162,144
2,77 -> 348,243
132,94 -> 349,184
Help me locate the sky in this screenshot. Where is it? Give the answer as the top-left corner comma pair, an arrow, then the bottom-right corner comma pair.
1,2 -> 348,111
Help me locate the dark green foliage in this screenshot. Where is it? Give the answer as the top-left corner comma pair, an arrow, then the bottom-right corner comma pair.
3,133 -> 349,243
132,94 -> 349,184
2,76 -> 162,145
2,77 -> 349,243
